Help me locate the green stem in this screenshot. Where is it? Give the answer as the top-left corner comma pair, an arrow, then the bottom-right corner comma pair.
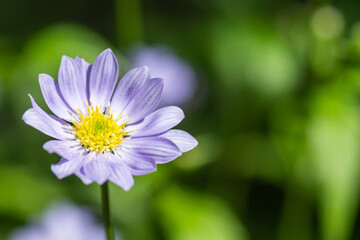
101,181 -> 115,240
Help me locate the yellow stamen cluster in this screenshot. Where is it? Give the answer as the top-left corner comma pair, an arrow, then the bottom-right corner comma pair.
73,105 -> 130,153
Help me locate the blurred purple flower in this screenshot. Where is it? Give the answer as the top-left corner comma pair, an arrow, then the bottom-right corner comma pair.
22,49 -> 197,190
9,203 -> 106,240
131,46 -> 197,107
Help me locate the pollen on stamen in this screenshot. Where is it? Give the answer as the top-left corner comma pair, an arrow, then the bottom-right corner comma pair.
72,103 -> 131,153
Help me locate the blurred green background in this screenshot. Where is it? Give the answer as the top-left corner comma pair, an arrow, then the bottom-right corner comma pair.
1,0 -> 360,239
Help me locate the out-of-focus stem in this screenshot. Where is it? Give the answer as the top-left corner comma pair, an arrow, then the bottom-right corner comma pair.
114,0 -> 143,48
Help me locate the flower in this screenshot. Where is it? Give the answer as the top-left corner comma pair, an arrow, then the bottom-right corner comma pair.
22,48 -> 198,190
131,45 -> 197,107
9,202 -> 107,240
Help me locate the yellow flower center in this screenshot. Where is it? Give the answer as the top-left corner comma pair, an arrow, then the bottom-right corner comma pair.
73,105 -> 130,153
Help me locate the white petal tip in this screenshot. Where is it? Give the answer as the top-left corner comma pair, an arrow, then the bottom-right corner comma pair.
140,65 -> 149,71
121,182 -> 134,191
103,48 -> 114,55
51,165 -> 67,180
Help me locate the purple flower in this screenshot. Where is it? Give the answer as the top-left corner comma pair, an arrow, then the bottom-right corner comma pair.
9,203 -> 107,240
22,49 -> 198,190
131,46 -> 197,107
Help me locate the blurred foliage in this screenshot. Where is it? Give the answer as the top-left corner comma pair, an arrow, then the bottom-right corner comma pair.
155,186 -> 248,240
2,0 -> 360,240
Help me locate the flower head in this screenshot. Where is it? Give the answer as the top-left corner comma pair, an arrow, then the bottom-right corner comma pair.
131,46 -> 197,107
22,49 -> 198,190
9,202 -> 106,240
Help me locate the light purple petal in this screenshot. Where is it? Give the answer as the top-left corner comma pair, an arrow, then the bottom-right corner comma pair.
43,140 -> 85,160
159,129 -> 198,153
110,66 -> 150,118
114,149 -> 156,176
107,153 -> 134,190
75,56 -> 92,100
51,158 -> 83,179
75,168 -> 93,185
22,95 -> 72,140
122,137 -> 181,164
127,106 -> 184,137
45,139 -> 85,180
22,109 -> 60,139
39,73 -> 75,121
58,56 -> 87,113
122,78 -> 164,123
83,153 -> 112,185
89,49 -> 119,109
11,202 -> 106,240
